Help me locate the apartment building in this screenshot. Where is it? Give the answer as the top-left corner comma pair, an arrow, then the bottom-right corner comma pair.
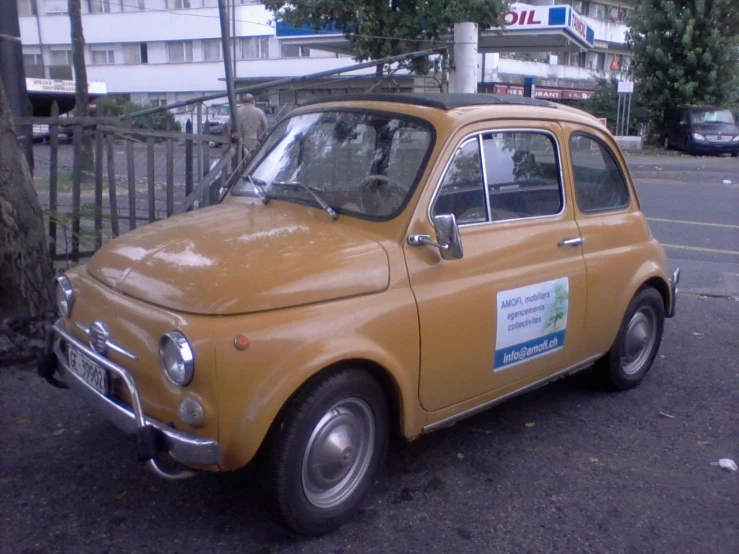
17,0 -> 634,109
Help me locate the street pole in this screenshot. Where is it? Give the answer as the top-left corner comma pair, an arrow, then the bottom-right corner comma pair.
0,0 -> 29,126
449,22 -> 478,94
217,0 -> 240,147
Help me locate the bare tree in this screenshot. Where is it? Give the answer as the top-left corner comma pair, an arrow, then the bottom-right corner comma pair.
68,0 -> 93,172
0,78 -> 55,322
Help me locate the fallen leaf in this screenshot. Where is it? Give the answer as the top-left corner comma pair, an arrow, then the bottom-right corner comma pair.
589,458 -> 599,463
457,453 -> 465,460
16,418 -> 31,425
525,422 -> 536,428
51,429 -> 65,436
691,332 -> 704,337
114,492 -> 127,500
659,411 -> 676,419
697,441 -> 712,447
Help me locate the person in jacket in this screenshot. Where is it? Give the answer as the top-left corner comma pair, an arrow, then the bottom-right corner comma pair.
237,94 -> 268,153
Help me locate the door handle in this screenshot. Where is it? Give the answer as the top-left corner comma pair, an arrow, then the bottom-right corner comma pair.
558,237 -> 585,247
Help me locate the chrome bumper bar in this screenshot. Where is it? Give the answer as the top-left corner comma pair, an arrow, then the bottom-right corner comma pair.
667,268 -> 680,318
49,320 -> 221,479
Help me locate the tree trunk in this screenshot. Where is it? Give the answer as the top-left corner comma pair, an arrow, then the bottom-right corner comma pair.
0,77 -> 55,322
68,0 -> 93,173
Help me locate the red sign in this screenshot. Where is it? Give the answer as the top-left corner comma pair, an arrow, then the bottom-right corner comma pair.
569,11 -> 588,40
503,10 -> 543,26
491,84 -> 593,101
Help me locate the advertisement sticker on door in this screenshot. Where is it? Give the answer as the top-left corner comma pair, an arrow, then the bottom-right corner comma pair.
494,277 -> 569,371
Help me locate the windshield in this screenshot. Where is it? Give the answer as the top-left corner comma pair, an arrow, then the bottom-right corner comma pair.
232,110 -> 434,219
691,109 -> 735,125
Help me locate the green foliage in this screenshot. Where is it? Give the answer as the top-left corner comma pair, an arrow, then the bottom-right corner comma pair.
264,0 -> 511,67
96,97 -> 181,132
627,0 -> 739,135
125,102 -> 182,133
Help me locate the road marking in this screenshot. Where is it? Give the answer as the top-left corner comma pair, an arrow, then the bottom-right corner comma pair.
662,244 -> 739,256
648,217 -> 739,230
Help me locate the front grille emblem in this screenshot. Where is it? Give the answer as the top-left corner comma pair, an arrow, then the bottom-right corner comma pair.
89,321 -> 110,355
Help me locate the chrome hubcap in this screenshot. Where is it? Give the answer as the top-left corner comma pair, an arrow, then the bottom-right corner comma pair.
301,398 -> 375,509
621,306 -> 657,375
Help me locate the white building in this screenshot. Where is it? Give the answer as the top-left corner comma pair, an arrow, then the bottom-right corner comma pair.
17,0 -> 634,109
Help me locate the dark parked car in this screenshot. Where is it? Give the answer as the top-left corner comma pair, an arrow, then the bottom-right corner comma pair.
663,105 -> 739,157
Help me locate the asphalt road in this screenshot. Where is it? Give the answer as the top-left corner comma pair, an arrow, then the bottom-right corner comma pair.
2,153 -> 737,554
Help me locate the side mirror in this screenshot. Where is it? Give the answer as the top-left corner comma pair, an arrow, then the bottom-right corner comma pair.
433,214 -> 464,260
407,214 -> 464,260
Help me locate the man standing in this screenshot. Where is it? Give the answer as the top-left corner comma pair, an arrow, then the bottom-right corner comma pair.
236,93 -> 268,154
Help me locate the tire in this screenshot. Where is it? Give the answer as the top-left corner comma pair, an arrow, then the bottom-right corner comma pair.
731,152 -> 738,158
267,368 -> 389,535
595,287 -> 665,390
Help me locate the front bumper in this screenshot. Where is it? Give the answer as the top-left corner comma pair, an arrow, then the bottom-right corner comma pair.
666,268 -> 680,318
688,140 -> 739,155
41,320 -> 221,479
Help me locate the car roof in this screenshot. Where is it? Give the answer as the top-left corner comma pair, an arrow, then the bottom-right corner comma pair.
299,92 -> 557,111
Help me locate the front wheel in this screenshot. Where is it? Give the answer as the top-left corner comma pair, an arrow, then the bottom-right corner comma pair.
595,287 -> 665,390
267,369 -> 389,535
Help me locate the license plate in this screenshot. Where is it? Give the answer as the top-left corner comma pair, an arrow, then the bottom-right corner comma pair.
68,346 -> 110,395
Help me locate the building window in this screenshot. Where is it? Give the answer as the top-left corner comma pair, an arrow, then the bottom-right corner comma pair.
23,53 -> 43,67
50,49 -> 73,66
168,0 -> 191,8
239,37 -> 270,60
123,43 -> 148,64
43,0 -> 69,15
49,49 -> 73,79
92,49 -> 116,64
571,1 -> 589,15
202,39 -> 222,61
121,0 -> 145,10
88,0 -> 111,13
149,95 -> 168,107
591,2 -> 606,19
167,41 -> 194,62
281,44 -> 310,58
17,0 -> 37,16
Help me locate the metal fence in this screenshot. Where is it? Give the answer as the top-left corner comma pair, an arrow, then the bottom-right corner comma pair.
19,47 -> 448,264
18,106 -> 236,263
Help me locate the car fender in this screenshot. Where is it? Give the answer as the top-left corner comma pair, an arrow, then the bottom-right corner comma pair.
217,332 -> 422,471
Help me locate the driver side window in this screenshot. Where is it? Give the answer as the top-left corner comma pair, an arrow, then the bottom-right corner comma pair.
431,138 -> 487,224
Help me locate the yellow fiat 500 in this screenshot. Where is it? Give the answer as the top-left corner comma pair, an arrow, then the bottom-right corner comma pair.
40,93 -> 679,535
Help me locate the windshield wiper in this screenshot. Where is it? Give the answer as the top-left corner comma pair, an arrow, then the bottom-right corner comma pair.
246,175 -> 269,204
272,182 -> 338,220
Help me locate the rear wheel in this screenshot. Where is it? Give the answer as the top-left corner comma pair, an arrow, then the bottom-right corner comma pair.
267,368 -> 389,535
596,287 -> 665,390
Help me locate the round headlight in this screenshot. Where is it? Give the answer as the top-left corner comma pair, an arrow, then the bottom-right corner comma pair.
56,275 -> 74,318
159,331 -> 194,386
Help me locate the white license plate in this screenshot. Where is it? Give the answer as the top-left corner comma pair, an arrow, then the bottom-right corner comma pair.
68,346 -> 110,395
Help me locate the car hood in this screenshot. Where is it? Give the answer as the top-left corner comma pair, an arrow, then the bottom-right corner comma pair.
87,204 -> 389,315
692,123 -> 739,135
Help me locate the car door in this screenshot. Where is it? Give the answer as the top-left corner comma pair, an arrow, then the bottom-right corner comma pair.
563,126 -> 646,360
404,122 -> 588,412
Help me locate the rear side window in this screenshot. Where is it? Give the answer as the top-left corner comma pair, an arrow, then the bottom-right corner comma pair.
570,134 -> 630,213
